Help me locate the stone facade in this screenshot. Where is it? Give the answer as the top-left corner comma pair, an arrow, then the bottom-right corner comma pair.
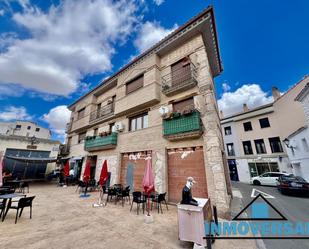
67,8 -> 231,216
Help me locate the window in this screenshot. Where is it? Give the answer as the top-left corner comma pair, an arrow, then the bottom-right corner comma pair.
254,139 -> 267,154
248,162 -> 279,178
35,127 -> 40,132
242,141 -> 253,155
27,126 -> 31,130
224,126 -> 232,135
302,138 -> 309,152
269,137 -> 283,153
259,117 -> 270,128
129,113 -> 148,131
78,132 -> 86,143
126,75 -> 143,94
173,97 -> 194,113
226,143 -> 235,156
93,128 -> 98,136
77,108 -> 85,120
243,122 -> 252,131
15,125 -> 21,130
171,57 -> 191,86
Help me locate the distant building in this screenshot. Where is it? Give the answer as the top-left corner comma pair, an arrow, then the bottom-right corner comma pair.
283,82 -> 309,181
221,76 -> 308,183
0,120 -> 51,139
0,121 -> 60,180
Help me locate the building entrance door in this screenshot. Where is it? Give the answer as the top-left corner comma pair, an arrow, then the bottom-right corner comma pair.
228,159 -> 239,181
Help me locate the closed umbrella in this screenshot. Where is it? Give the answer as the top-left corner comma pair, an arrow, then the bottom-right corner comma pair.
0,152 -> 3,187
142,158 -> 155,216
81,160 -> 91,197
93,160 -> 109,207
63,160 -> 70,177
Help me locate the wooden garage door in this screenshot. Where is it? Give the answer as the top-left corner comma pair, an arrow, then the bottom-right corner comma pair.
120,153 -> 151,192
168,147 -> 207,203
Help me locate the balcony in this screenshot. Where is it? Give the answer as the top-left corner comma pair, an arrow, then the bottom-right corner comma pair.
89,103 -> 114,124
162,63 -> 197,96
163,110 -> 203,141
84,132 -> 118,151
60,144 -> 70,155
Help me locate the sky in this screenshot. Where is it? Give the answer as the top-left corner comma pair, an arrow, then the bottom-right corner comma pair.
0,0 -> 308,141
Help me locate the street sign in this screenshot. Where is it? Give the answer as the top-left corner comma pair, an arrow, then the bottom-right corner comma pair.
251,188 -> 275,199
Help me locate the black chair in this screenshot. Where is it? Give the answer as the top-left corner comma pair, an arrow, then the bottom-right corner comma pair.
116,186 -> 131,206
19,182 -> 29,194
0,199 -> 7,219
7,196 -> 35,224
151,192 -> 168,214
130,191 -> 146,215
105,187 -> 117,205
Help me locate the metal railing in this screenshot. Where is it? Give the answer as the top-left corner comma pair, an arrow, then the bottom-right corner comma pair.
89,103 -> 114,123
162,63 -> 198,96
66,122 -> 72,133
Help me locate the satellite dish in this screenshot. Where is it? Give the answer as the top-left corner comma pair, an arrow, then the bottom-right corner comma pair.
159,106 -> 169,115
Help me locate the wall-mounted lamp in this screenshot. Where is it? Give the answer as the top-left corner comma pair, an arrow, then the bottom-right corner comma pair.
283,138 -> 295,153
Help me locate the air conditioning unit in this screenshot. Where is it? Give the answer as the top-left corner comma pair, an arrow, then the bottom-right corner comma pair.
114,122 -> 124,132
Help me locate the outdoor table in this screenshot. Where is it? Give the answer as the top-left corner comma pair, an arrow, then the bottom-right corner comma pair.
0,193 -> 26,222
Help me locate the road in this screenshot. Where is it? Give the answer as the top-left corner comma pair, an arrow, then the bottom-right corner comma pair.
232,182 -> 309,249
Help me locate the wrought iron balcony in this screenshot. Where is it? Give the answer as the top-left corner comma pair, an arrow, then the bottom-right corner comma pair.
89,103 -> 114,124
84,132 -> 118,151
163,110 -> 203,141
162,63 -> 198,96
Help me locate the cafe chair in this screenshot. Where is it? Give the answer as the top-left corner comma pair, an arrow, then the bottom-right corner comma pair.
116,186 -> 131,206
8,196 -> 36,224
105,188 -> 117,205
0,199 -> 7,219
151,192 -> 168,214
130,191 -> 146,215
19,182 -> 29,194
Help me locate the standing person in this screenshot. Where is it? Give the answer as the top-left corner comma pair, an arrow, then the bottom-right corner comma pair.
69,167 -> 75,185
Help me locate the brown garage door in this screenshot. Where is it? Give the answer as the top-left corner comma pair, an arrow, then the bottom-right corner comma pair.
120,152 -> 151,192
168,147 -> 207,203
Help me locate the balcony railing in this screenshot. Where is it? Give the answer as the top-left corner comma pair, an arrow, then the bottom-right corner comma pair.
163,110 -> 203,140
66,122 -> 72,133
84,132 -> 118,151
162,63 -> 198,96
89,103 -> 114,124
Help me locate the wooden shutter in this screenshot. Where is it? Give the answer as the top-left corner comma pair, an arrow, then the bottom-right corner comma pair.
173,97 -> 194,112
171,58 -> 191,87
126,75 -> 144,94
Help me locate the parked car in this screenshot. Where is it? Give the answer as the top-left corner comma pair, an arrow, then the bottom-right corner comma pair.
277,175 -> 309,196
250,172 -> 289,186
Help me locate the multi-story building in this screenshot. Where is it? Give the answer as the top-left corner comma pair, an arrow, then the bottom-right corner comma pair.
221,76 -> 308,183
0,121 -> 60,179
0,120 -> 51,139
66,7 -> 231,215
283,81 -> 309,181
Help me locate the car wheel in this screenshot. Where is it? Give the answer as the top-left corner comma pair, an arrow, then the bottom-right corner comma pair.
253,180 -> 261,186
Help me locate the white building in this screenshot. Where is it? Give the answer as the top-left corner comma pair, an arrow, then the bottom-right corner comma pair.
0,121 -> 51,139
283,82 -> 309,181
221,76 -> 308,183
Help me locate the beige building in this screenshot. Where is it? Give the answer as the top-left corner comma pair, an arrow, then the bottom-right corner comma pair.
66,7 -> 231,216
221,76 -> 308,183
0,120 -> 51,139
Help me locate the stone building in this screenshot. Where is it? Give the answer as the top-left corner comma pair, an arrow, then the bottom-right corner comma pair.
221,76 -> 308,183
66,7 -> 231,215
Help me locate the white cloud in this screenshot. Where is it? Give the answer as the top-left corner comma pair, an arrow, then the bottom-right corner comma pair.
0,9 -> 5,16
153,0 -> 164,6
42,105 -> 71,136
134,21 -> 177,53
0,106 -> 31,121
0,0 -> 141,96
218,84 -> 273,116
222,82 -> 231,92
0,83 -> 24,99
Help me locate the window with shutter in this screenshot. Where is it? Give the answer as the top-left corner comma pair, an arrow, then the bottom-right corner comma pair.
173,97 -> 194,113
126,75 -> 144,94
171,57 -> 191,86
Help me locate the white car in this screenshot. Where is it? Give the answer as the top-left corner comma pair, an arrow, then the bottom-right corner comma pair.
250,172 -> 289,186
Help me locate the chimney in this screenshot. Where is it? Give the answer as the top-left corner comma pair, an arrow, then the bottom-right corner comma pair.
243,103 -> 249,112
272,86 -> 281,101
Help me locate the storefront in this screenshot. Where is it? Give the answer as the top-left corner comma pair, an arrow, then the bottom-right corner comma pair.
248,160 -> 279,178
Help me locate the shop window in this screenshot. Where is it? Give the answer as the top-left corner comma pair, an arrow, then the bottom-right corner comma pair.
226,143 -> 235,156
242,141 -> 253,155
224,126 -> 232,135
243,121 -> 252,131
269,137 -> 283,153
129,113 -> 148,131
254,139 -> 267,154
259,117 -> 270,128
126,75 -> 144,94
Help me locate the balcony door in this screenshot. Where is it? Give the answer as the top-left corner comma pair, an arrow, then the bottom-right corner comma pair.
171,57 -> 191,87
